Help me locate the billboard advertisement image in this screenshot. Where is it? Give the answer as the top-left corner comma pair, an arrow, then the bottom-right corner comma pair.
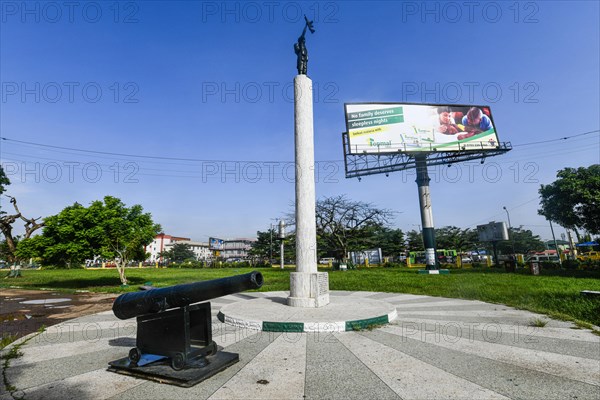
209,237 -> 224,250
345,103 -> 500,154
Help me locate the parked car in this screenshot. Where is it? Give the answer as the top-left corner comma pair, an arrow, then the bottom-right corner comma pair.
319,257 -> 335,265
461,256 -> 473,263
577,251 -> 600,261
525,255 -> 560,263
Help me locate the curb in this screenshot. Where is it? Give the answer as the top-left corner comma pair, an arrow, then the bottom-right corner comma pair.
217,309 -> 398,333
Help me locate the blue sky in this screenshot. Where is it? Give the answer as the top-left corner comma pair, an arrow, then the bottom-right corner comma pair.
1,1 -> 599,243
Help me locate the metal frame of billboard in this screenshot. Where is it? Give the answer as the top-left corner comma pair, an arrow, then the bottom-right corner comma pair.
477,221 -> 509,242
343,132 -> 512,178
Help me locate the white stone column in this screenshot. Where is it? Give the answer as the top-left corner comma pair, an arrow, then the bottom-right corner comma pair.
288,75 -> 329,308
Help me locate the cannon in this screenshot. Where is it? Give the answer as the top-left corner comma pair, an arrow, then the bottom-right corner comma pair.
108,271 -> 263,387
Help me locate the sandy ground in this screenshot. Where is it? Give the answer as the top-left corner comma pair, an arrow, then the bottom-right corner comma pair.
1,289 -> 116,342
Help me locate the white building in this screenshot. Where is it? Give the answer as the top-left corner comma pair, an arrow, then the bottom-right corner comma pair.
220,238 -> 256,260
165,240 -> 212,261
145,234 -> 191,262
145,234 -> 256,262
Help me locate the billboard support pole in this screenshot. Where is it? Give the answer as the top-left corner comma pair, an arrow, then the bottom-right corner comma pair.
492,241 -> 499,267
415,155 -> 445,273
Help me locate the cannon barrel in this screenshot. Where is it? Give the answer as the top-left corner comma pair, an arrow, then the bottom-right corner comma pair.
113,271 -> 263,320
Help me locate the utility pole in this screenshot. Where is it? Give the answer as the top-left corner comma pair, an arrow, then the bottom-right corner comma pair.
503,206 -> 516,258
549,220 -> 563,267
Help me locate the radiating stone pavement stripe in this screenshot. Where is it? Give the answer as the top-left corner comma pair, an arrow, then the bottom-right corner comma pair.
335,330 -> 510,399
2,291 -> 599,400
208,333 -> 307,399
381,323 -> 600,386
393,316 -> 600,343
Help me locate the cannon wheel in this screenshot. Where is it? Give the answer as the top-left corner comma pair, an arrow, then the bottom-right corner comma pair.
171,353 -> 186,370
128,348 -> 142,365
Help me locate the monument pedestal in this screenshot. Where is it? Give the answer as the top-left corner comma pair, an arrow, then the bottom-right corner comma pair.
288,272 -> 330,307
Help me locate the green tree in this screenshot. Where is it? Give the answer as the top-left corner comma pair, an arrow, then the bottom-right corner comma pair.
163,243 -> 196,263
538,165 -> 600,237
435,226 -> 477,254
0,166 -> 9,197
31,202 -> 94,267
494,226 -> 545,254
249,229 -> 276,261
406,230 -> 423,251
32,196 -> 160,284
368,226 -> 405,258
250,229 -> 295,263
92,196 -> 161,284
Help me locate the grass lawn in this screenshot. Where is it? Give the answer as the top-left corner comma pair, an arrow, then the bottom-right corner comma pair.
2,266 -> 600,327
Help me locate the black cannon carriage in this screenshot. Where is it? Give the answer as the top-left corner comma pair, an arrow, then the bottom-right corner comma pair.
108,271 -> 263,387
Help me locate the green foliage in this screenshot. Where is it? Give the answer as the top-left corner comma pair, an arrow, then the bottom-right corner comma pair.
493,226 -> 545,254
0,166 -> 9,197
1,236 -> 20,261
406,230 -> 423,251
32,202 -> 94,267
33,196 -> 160,276
383,261 -> 404,268
530,318 -> 548,327
162,243 -> 196,263
539,165 -> 600,235
249,229 -> 295,262
370,227 -> 405,258
435,226 -> 477,253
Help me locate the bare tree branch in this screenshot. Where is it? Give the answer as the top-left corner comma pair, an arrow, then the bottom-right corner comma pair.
0,195 -> 45,262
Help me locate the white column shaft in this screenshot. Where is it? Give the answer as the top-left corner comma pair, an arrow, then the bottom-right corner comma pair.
294,75 -> 317,274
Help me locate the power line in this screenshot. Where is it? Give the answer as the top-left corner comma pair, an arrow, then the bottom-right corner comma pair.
2,129 -> 598,164
466,197 -> 540,228
511,129 -> 599,147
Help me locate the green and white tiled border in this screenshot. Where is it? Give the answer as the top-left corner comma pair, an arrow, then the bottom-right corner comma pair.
217,309 -> 398,333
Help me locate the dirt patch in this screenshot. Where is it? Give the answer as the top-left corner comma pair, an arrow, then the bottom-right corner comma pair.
0,289 -> 116,342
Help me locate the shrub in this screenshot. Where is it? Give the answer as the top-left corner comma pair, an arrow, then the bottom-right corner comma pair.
540,261 -> 560,271
383,262 -> 403,268
562,259 -> 580,270
580,259 -> 600,271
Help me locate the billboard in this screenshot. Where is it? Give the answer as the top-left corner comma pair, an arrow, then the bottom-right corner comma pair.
344,103 -> 500,154
209,237 -> 224,250
477,222 -> 509,242
348,248 -> 383,265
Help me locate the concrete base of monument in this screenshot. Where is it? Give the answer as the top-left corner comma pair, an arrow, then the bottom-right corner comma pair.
218,295 -> 397,332
287,271 -> 330,308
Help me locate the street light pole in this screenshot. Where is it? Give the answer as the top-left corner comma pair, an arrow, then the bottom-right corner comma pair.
278,220 -> 286,270
503,206 -> 517,259
269,223 -> 273,265
412,224 -> 423,249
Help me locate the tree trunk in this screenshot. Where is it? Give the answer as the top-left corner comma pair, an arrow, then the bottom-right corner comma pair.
0,227 -> 17,263
117,262 -> 128,285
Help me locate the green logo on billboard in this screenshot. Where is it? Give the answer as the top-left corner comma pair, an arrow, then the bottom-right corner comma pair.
369,138 -> 392,147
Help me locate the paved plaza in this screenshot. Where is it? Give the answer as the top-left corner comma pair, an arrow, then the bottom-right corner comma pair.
2,291 -> 599,399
